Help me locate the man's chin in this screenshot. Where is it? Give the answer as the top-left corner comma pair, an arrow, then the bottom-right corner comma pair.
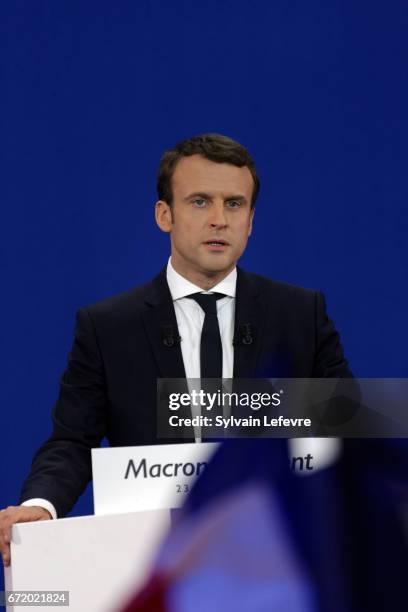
197,257 -> 235,277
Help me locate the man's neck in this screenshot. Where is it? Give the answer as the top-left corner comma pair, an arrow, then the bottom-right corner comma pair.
170,258 -> 235,291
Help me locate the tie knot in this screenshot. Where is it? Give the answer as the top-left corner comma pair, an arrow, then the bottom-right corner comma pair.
187,292 -> 225,315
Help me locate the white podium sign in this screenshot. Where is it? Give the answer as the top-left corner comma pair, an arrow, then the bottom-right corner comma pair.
92,442 -> 218,515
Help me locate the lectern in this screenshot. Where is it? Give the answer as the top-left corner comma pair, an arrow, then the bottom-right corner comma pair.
4,443 -> 217,612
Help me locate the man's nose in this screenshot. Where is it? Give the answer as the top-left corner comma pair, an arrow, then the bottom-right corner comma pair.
208,201 -> 227,227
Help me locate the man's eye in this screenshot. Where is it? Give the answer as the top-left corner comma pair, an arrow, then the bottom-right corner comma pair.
226,200 -> 241,208
192,198 -> 206,207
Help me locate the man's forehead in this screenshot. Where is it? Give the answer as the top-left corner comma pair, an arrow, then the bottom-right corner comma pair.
171,154 -> 254,195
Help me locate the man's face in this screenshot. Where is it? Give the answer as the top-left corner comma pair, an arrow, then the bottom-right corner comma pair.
155,154 -> 255,287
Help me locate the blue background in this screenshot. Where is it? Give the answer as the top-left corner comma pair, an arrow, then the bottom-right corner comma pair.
1,0 -> 407,588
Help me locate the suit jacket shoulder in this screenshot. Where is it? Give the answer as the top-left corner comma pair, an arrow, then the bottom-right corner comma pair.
83,269 -> 168,322
239,268 -> 317,303
236,268 -> 352,378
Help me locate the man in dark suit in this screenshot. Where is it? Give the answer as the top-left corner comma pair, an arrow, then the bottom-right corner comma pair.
0,134 -> 351,566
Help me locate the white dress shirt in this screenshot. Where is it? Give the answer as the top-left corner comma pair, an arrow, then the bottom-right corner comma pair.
21,498 -> 57,520
22,259 -> 237,518
166,257 -> 236,381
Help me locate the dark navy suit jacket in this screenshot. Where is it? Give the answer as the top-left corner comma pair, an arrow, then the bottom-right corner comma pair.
20,267 -> 351,517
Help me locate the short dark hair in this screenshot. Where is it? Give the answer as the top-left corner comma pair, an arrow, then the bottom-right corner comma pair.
157,133 -> 260,208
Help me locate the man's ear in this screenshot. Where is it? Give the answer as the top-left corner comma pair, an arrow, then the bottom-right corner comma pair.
155,200 -> 173,233
248,207 -> 255,236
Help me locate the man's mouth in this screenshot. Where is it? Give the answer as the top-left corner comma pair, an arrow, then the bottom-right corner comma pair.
204,240 -> 229,246
203,239 -> 229,251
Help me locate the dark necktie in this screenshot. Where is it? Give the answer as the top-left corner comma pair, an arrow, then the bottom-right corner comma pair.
187,292 -> 225,379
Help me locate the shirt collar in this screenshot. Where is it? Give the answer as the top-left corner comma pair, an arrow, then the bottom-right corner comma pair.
166,257 -> 237,301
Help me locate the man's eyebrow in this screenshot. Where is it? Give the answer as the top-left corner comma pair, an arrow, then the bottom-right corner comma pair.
183,192 -> 248,203
224,194 -> 248,203
183,192 -> 213,201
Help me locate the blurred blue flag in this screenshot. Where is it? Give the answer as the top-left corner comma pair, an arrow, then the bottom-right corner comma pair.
121,439 -> 408,612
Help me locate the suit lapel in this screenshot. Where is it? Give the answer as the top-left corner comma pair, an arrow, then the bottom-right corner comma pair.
141,269 -> 194,441
233,268 -> 265,378
141,268 -> 186,379
142,266 -> 266,379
